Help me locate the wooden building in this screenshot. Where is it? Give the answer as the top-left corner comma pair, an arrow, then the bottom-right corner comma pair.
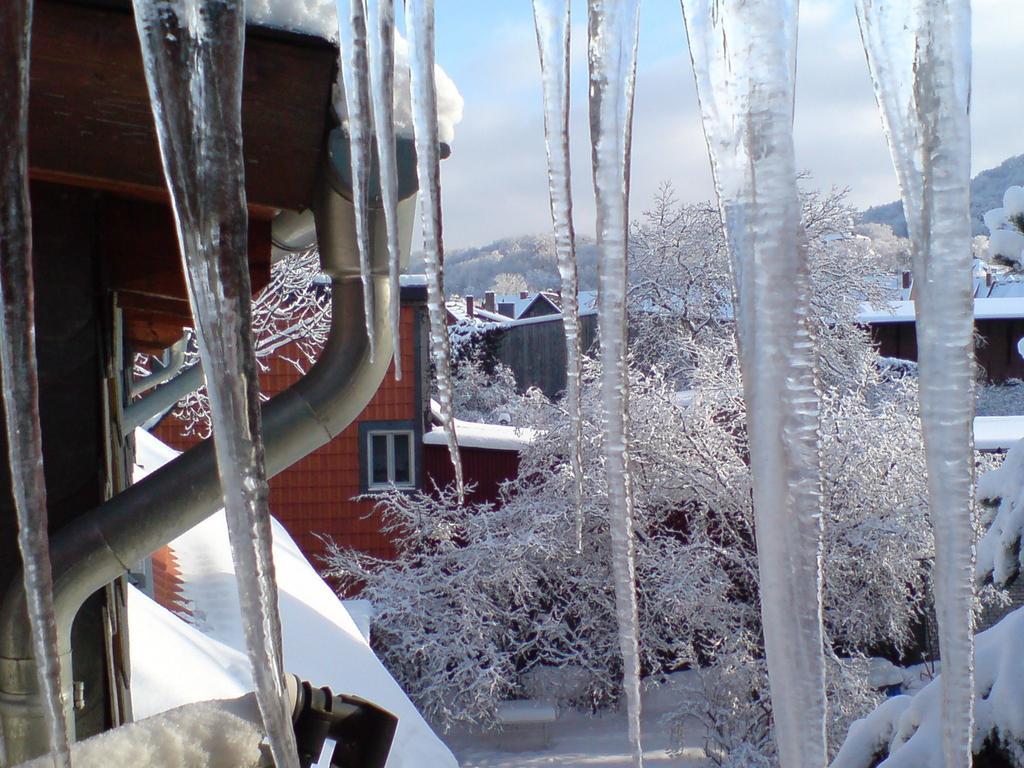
865,273 -> 1024,382
0,0 -> 341,752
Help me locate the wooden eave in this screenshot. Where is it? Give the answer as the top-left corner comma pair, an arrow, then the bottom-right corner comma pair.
29,0 -> 339,217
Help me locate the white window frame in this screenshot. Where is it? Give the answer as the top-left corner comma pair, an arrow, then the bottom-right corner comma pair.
366,429 -> 416,490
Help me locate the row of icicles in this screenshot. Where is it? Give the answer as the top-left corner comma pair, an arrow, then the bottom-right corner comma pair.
0,1 -> 975,768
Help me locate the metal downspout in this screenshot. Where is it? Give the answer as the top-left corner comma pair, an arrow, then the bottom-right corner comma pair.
0,141 -> 416,764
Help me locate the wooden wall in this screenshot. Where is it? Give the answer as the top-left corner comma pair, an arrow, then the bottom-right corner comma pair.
422,444 -> 521,505
494,314 -> 599,399
871,319 -> 1024,383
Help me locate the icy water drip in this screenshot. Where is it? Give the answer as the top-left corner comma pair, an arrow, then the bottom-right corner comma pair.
336,0 -> 378,365
130,3 -> 299,767
679,1 -> 828,765
407,0 -> 463,500
0,3 -> 72,766
856,1 -> 976,764
365,0 -> 403,381
532,0 -> 584,549
586,1 -> 643,765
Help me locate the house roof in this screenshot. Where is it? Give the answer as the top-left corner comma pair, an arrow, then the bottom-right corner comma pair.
131,429 -> 457,768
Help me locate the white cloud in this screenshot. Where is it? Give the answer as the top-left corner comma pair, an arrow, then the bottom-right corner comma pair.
431,0 -> 1023,249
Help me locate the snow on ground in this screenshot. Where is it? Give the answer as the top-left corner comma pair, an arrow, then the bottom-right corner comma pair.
445,676 -> 708,767
128,586 -> 252,717
131,429 -> 457,768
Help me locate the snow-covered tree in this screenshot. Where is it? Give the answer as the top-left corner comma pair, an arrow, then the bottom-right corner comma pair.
491,272 -> 528,295
324,186 -> 940,761
981,185 -> 1024,269
136,249 -> 331,437
829,448 -> 1024,768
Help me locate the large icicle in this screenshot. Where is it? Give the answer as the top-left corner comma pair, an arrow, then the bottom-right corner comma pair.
336,0 -> 378,363
131,3 -> 299,767
0,2 -> 72,766
532,0 -> 584,548
406,0 -> 463,500
679,1 -> 828,765
586,1 -> 643,764
856,2 -> 976,764
365,0 -> 403,380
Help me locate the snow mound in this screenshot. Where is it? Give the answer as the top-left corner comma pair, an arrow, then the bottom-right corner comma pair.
832,608 -> 1024,767
131,429 -> 457,768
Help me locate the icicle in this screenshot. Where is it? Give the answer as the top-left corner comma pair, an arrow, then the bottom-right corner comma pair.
532,0 -> 583,549
130,3 -> 299,767
586,1 -> 643,764
365,0 -> 402,380
406,0 -> 463,501
856,1 -> 975,764
336,0 -> 378,364
679,1 -> 828,765
0,4 -> 73,766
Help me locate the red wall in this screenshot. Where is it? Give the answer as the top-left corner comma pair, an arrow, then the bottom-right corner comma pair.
422,444 -> 521,504
153,308 -> 419,570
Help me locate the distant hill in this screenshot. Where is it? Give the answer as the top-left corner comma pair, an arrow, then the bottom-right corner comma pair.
861,154 -> 1024,236
412,235 -> 601,298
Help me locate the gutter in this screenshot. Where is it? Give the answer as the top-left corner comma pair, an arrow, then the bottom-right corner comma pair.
0,132 -> 416,764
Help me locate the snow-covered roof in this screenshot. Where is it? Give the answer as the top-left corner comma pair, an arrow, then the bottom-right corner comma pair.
448,290 -> 597,333
424,420 -> 537,451
859,297 -> 1024,324
131,430 -> 457,768
424,401 -> 537,451
399,274 -> 427,288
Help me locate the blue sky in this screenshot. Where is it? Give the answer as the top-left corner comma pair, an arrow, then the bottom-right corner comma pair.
418,0 -> 1024,249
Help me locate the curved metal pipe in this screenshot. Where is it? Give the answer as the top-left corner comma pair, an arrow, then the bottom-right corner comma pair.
0,151 -> 415,763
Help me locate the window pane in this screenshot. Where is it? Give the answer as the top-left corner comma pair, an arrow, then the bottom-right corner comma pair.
393,433 -> 412,484
371,434 -> 389,485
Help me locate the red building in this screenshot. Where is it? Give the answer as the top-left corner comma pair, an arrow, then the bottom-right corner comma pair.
153,279 -> 524,572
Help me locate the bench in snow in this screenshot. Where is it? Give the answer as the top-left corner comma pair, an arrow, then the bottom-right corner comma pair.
492,700 -> 557,752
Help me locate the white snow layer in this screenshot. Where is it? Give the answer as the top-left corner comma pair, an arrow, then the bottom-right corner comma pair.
423,420 -> 536,451
859,297 -> 1024,324
16,698 -> 265,768
245,2 -> 463,144
130,429 -> 457,768
833,607 -> 1024,768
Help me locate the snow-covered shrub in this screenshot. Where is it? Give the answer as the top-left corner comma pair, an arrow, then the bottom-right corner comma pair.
672,643 -> 881,768
448,352 -> 527,426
